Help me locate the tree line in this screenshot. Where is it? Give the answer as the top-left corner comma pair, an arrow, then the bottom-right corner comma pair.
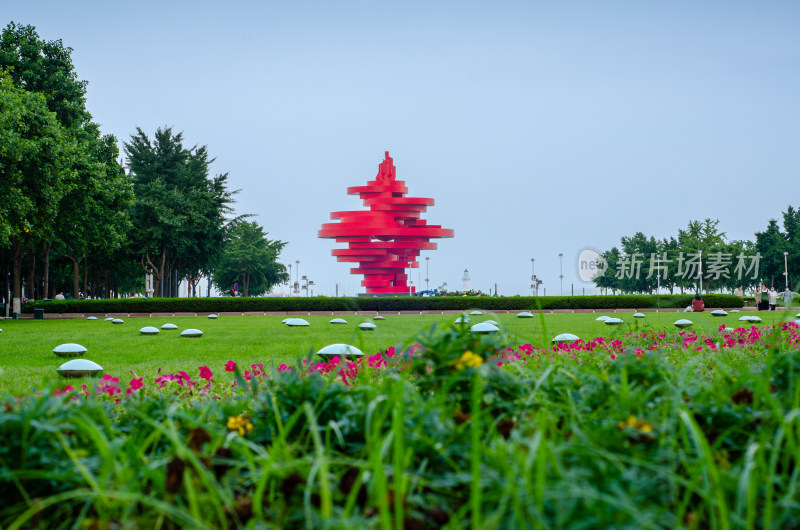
592,212 -> 799,295
0,23 -> 288,314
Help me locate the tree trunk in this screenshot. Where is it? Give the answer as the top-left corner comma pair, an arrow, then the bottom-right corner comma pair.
243,271 -> 249,297
12,239 -> 24,314
67,256 -> 80,299
158,248 -> 167,297
42,241 -> 51,299
82,257 -> 88,299
27,249 -> 36,300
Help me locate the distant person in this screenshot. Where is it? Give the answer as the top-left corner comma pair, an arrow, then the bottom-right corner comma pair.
783,287 -> 794,309
691,294 -> 704,312
756,284 -> 769,311
54,292 -> 65,300
734,285 -> 744,298
768,286 -> 778,311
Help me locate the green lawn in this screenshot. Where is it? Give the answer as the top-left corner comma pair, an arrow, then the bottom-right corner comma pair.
1,309 -> 795,395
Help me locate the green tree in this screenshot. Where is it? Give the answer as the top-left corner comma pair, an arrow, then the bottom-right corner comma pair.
677,219 -> 727,293
781,205 -> 799,290
53,126 -> 134,298
0,22 -> 89,129
755,219 -> 788,288
212,222 -> 288,297
125,127 -> 236,297
1,23 -> 131,301
0,75 -> 75,313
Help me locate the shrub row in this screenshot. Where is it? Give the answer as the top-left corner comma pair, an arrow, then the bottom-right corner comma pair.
24,293 -> 744,314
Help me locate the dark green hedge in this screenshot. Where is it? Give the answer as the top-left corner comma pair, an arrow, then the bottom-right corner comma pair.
23,294 -> 744,314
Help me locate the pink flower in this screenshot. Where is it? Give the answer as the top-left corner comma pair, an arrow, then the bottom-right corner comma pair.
127,378 -> 144,395
225,360 -> 236,372
199,365 -> 213,381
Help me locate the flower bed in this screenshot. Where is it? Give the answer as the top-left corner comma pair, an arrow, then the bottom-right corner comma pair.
2,322 -> 799,527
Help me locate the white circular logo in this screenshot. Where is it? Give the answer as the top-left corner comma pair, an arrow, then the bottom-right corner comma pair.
577,248 -> 608,282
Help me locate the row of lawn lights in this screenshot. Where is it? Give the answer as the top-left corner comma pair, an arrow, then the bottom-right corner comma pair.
52,314 -> 220,377
44,309 -> 800,376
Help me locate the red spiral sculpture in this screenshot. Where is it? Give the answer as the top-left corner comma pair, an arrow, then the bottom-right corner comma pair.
319,152 -> 454,296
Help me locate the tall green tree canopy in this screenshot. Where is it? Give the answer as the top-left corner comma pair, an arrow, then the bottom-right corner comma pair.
0,74 -> 75,311
0,22 -> 89,129
1,22 -> 133,302
212,221 -> 288,297
124,127 -> 236,296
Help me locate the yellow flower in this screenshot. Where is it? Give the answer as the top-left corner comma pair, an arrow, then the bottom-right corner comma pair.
455,350 -> 483,370
617,415 -> 654,436
227,415 -> 254,436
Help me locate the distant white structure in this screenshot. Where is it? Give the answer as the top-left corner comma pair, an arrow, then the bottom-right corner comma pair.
462,269 -> 470,291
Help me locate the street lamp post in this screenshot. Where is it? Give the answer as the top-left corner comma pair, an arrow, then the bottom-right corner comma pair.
530,258 -> 535,296
287,264 -> 292,296
558,253 -> 564,295
425,257 -> 430,291
785,251 -> 790,290
698,250 -> 703,295
294,260 -> 300,296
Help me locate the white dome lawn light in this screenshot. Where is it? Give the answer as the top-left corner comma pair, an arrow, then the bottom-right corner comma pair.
470,322 -> 499,335
87,316 -> 98,320
454,316 -> 470,324
373,315 -> 385,320
317,343 -> 364,360
738,315 -> 761,323
180,329 -> 204,338
483,320 -> 499,326
329,318 -> 347,324
104,317 -> 114,322
729,310 -> 740,313
517,312 -> 534,318
208,314 -> 219,319
604,318 -> 624,326
358,322 -> 377,331
796,312 -> 800,318
161,323 -> 178,330
633,313 -> 645,319
595,316 -> 610,322
711,310 -> 728,317
57,359 -> 103,378
286,318 -> 310,327
552,333 -> 580,344
111,318 -> 124,324
52,343 -> 87,357
674,319 -> 693,329
470,311 -> 483,315
139,326 -> 160,335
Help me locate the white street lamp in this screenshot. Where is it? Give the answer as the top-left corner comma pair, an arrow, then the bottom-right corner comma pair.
425,257 -> 430,291
785,251 -> 790,290
558,253 -> 564,295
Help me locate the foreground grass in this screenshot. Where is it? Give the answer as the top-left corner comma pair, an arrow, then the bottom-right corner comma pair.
1,313 -> 799,529
0,310 -> 795,395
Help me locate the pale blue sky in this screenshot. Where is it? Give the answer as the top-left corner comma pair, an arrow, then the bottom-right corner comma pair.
5,1 -> 799,295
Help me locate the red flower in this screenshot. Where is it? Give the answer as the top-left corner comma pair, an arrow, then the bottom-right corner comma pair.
199,365 -> 213,381
225,360 -> 236,372
127,377 -> 144,395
